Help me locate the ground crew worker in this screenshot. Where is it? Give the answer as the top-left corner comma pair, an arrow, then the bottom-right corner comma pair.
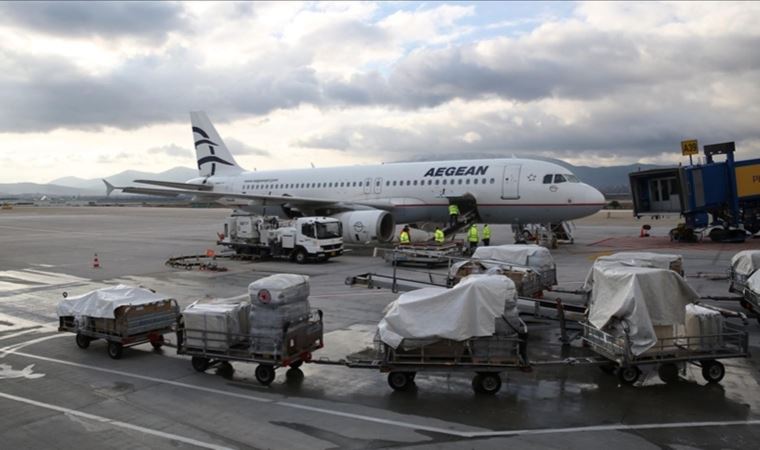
399,226 -> 411,245
448,203 -> 460,228
434,226 -> 445,244
468,223 -> 479,254
482,224 -> 491,246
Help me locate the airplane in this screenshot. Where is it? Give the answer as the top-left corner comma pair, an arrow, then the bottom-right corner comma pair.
105,111 -> 606,243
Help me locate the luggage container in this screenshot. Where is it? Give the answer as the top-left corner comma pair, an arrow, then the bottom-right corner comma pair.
177,309 -> 324,386
57,285 -> 179,359
730,250 -> 760,294
471,245 -> 557,289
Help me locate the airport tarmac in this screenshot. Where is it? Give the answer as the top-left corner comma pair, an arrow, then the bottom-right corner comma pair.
1,206 -> 760,449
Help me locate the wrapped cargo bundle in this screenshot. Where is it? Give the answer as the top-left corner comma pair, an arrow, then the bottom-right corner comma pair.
583,252 -> 684,292
378,274 -> 519,349
57,284 -> 176,334
248,274 -> 312,355
449,259 -> 542,296
447,260 -> 487,284
183,301 -> 250,351
472,244 -> 556,287
681,304 -> 724,351
730,250 -> 760,293
587,266 -> 698,356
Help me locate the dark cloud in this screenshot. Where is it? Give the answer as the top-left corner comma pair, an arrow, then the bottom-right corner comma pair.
0,2 -> 186,42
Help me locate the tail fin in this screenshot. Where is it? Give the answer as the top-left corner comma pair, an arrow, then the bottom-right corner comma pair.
190,111 -> 244,177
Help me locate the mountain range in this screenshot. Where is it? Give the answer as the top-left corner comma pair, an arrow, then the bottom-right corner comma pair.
1,161 -> 661,197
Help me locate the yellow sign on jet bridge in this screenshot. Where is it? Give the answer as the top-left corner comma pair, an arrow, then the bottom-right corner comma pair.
736,164 -> 760,198
681,139 -> 699,156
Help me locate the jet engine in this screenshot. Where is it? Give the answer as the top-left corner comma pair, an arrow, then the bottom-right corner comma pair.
332,210 -> 395,243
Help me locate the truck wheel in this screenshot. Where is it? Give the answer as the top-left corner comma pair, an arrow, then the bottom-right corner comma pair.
107,342 -> 124,360
150,335 -> 164,350
75,334 -> 91,349
191,356 -> 210,372
387,372 -> 413,391
472,373 -> 502,395
617,365 -> 640,385
294,249 -> 308,264
702,360 -> 725,384
658,363 -> 679,383
255,364 -> 276,386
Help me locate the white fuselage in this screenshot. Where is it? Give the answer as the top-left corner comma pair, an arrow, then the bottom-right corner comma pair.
193,158 -> 606,225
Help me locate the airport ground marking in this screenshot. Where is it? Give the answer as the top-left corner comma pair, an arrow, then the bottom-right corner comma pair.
0,391 -> 234,450
0,328 -> 42,342
6,347 -> 760,439
0,332 -> 67,358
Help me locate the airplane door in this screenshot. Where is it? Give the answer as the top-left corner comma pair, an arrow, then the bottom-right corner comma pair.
363,177 -> 372,194
501,164 -> 521,199
374,177 -> 383,194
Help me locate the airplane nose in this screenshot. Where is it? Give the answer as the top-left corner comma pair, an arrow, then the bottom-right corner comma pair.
585,184 -> 606,207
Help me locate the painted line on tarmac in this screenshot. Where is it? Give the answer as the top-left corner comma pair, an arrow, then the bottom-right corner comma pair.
458,419 -> 760,438
0,328 -> 42,342
7,347 -> 760,439
0,333 -> 67,358
0,391 -> 234,450
6,349 -> 479,436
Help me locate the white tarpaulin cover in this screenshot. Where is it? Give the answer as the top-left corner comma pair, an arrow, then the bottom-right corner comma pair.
57,284 -> 170,319
583,252 -> 683,290
748,271 -> 760,293
731,250 -> 760,276
378,274 -> 514,349
588,266 -> 697,355
472,245 -> 554,272
249,274 -> 310,305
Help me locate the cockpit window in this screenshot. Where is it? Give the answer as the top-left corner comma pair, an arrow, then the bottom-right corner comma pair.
565,174 -> 580,183
542,174 -> 553,184
553,174 -> 567,184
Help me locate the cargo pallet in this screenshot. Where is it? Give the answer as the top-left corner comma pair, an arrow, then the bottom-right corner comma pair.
380,242 -> 464,267
580,321 -> 749,385
59,299 -> 179,360
177,310 -> 324,386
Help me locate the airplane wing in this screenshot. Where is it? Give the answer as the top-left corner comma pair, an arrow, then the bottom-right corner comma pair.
103,180 -> 371,209
133,180 -> 213,191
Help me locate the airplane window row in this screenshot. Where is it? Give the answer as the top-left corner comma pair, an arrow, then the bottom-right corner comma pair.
542,174 -> 580,184
242,177 -> 497,191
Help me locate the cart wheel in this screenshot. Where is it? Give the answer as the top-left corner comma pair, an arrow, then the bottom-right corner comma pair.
75,334 -> 91,349
599,363 -> 616,375
472,373 -> 502,395
107,342 -> 124,360
150,335 -> 164,350
658,363 -> 680,383
617,366 -> 640,385
255,364 -> 276,386
191,356 -> 210,372
289,360 -> 303,369
702,360 -> 725,384
387,372 -> 413,391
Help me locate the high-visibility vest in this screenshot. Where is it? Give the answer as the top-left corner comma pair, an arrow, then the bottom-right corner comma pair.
434,229 -> 445,243
483,226 -> 491,239
448,204 -> 459,216
399,231 -> 410,244
468,225 -> 479,242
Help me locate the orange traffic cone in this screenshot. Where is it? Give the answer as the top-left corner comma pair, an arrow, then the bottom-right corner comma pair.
93,253 -> 100,268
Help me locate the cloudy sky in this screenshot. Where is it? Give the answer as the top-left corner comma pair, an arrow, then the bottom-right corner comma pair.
1,1 -> 759,183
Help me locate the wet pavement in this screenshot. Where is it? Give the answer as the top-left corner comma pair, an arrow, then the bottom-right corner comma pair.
0,206 -> 759,449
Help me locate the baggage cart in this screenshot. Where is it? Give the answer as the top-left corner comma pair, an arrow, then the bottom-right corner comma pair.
382,242 -> 464,267
59,299 -> 179,359
580,321 -> 749,385
177,310 -> 324,386
742,288 -> 760,323
341,335 -> 525,395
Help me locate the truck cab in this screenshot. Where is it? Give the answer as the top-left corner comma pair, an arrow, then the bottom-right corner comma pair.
283,217 -> 344,263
